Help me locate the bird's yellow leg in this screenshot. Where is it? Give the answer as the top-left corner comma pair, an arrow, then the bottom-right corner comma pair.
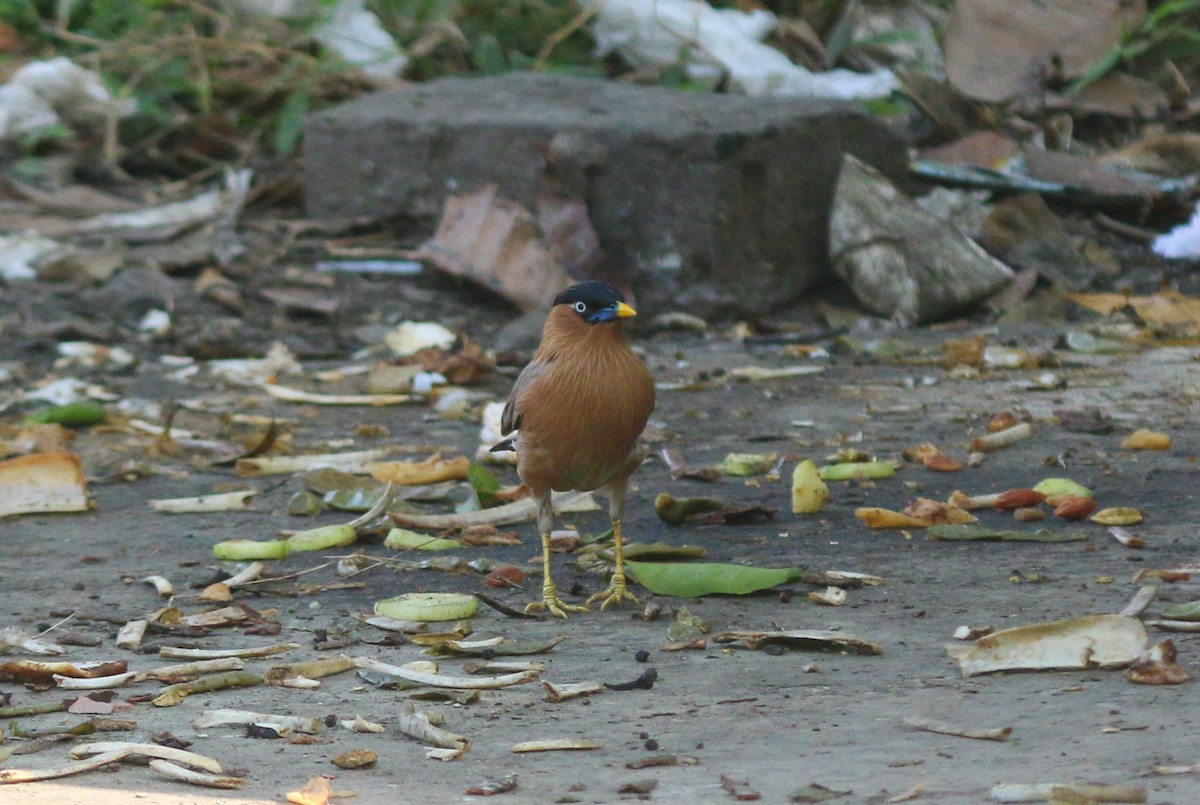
586,517 -> 642,610
525,497 -> 587,618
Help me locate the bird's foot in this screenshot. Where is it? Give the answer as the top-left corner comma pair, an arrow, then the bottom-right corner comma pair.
586,580 -> 641,611
526,592 -> 589,620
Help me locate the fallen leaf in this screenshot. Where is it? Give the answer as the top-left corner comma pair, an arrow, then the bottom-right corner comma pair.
371,454 -> 471,485
928,525 -> 1086,543
1121,428 -> 1170,450
286,775 -> 332,805
948,614 -> 1147,676
0,451 -> 90,518
1126,639 -> 1190,685
713,629 -> 882,655
902,498 -> 976,525
1090,507 -> 1143,526
419,184 -> 572,312
625,561 -> 802,597
1070,291 -> 1200,336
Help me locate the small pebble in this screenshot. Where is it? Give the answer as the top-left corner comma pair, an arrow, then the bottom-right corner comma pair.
634,649 -> 650,663
644,739 -> 659,751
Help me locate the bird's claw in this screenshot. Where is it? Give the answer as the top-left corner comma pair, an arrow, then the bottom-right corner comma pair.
526,595 -> 589,620
586,582 -> 641,611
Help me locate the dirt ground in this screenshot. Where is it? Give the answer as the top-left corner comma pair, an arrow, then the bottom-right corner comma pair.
3,274 -> 1200,805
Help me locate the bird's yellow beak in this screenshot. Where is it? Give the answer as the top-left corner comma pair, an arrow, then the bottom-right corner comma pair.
615,301 -> 637,319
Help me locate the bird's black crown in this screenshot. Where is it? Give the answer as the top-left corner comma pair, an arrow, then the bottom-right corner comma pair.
554,281 -> 625,309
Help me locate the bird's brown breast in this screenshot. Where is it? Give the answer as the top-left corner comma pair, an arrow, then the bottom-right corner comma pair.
513,311 -> 654,493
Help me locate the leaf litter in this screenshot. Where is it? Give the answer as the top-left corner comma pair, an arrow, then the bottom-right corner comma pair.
4,4 -> 1200,797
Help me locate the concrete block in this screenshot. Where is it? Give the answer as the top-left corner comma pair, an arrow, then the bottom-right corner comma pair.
305,73 -> 906,316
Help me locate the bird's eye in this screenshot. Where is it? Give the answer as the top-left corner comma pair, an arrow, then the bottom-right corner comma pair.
572,301 -> 587,314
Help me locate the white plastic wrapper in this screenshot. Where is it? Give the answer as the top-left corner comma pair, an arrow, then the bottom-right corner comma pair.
1153,201 -> 1200,259
315,0 -> 408,80
0,234 -> 66,281
0,57 -> 134,143
233,0 -> 406,79
588,0 -> 897,101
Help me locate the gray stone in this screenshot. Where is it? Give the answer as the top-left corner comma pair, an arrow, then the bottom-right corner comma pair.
830,155 -> 1014,326
305,73 -> 906,316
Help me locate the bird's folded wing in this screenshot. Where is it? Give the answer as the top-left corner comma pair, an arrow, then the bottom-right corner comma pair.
500,358 -> 552,436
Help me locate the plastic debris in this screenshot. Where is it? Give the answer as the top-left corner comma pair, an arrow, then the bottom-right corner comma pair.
1153,201 -> 1200,258
0,57 -> 134,143
313,0 -> 408,80
588,0 -> 896,100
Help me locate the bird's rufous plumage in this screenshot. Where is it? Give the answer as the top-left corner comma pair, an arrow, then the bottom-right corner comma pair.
497,281 -> 655,617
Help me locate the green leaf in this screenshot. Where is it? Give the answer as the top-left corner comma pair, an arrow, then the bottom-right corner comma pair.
383,528 -> 462,551
625,561 -> 802,597
212,538 -> 290,560
274,90 -> 309,156
927,525 -> 1087,543
286,524 -> 356,552
323,487 -> 383,512
473,34 -> 507,75
1161,600 -> 1200,621
25,402 -> 107,427
467,463 -> 500,506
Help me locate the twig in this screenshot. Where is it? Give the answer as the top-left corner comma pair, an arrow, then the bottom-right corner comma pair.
354,657 -> 539,690
148,759 -> 246,789
474,593 -> 542,620
397,704 -> 470,760
903,716 -> 1012,741
35,612 -> 77,639
0,700 -> 71,718
533,6 -> 599,71
155,645 -> 287,663
0,748 -> 131,784
1094,213 -> 1157,243
192,708 -> 323,734
71,742 -> 223,773
153,671 -> 262,707
236,560 -> 340,586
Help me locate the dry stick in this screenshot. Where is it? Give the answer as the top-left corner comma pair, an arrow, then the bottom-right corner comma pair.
1146,620 -> 1200,632
148,759 -> 246,789
237,560 -> 341,587
34,611 -> 77,639
903,716 -> 1012,741
264,655 -> 356,686
475,593 -> 540,620
970,422 -> 1034,453
143,657 -> 246,679
990,783 -> 1146,803
1095,212 -> 1157,243
397,706 -> 470,756
0,700 -> 71,718
0,748 -> 131,784
543,680 -> 606,702
71,742 -> 223,773
116,619 -> 147,650
1120,585 -> 1158,618
223,561 -> 266,588
193,709 -> 323,735
354,657 -> 538,690
533,5 -> 599,70
158,643 -> 298,660
54,671 -> 138,690
153,671 -> 262,706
